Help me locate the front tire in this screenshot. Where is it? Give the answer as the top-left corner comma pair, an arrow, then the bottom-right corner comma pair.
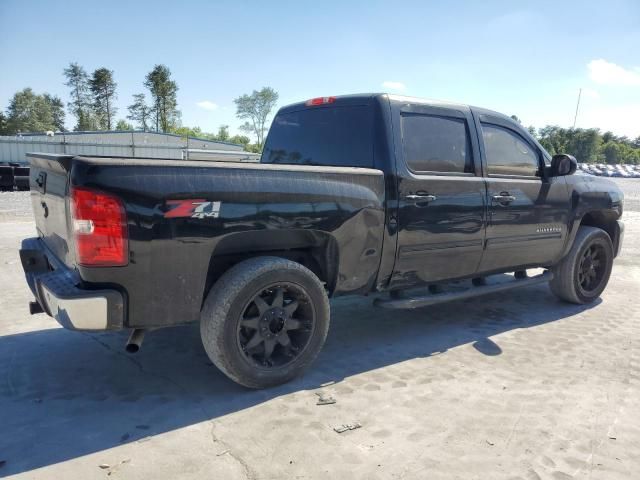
200,256 -> 330,389
550,226 -> 614,304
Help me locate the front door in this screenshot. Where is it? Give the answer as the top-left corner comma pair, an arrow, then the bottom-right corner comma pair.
390,104 -> 487,289
475,115 -> 570,273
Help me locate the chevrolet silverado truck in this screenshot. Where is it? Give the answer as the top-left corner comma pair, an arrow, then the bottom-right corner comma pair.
20,94 -> 624,388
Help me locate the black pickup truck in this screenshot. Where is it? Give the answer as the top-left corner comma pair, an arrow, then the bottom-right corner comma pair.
20,94 -> 624,388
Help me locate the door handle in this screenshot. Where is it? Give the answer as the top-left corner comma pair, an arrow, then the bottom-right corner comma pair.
405,194 -> 437,203
492,194 -> 516,204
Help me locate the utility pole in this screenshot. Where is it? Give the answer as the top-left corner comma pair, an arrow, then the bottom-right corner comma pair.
573,88 -> 582,129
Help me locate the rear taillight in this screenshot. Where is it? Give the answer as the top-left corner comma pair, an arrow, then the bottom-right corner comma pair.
305,96 -> 336,106
71,187 -> 128,266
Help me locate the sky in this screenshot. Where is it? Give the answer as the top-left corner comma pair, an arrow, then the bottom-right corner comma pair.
1,0 -> 639,139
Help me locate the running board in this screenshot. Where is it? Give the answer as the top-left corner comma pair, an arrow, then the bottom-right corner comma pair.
374,271 -> 553,310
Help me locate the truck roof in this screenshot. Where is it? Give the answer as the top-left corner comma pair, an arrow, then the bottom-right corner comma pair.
278,93 -> 515,124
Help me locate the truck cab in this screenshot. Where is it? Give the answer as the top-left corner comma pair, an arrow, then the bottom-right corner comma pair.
386,96 -> 572,288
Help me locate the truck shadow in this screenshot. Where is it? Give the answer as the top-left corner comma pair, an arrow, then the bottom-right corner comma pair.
0,284 -> 599,476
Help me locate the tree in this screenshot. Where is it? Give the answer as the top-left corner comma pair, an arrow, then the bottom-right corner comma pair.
115,119 -> 134,130
144,65 -> 180,132
0,112 -> 8,135
64,62 -> 94,130
90,68 -> 117,130
170,125 -> 204,138
127,93 -> 152,131
216,125 -> 230,142
603,142 -> 621,164
229,134 -> 250,146
510,114 -> 522,124
43,94 -> 65,131
5,88 -> 57,133
566,128 -> 601,164
234,87 -> 279,148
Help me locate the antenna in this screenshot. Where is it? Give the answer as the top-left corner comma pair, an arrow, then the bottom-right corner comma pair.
573,88 -> 582,129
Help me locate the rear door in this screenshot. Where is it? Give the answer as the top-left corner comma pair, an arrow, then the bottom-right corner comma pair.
389,103 -> 487,288
474,113 -> 570,272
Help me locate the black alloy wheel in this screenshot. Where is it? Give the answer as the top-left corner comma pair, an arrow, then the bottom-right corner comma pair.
237,283 -> 314,369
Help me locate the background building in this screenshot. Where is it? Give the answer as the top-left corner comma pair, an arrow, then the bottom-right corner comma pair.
0,130 -> 259,190
0,130 -> 245,164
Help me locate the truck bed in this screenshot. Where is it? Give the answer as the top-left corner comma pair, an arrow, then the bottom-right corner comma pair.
27,153 -> 387,329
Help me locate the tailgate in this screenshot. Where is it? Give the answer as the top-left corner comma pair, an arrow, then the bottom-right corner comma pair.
27,154 -> 75,267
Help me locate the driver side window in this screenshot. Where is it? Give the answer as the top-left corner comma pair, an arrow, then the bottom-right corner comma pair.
481,124 -> 540,177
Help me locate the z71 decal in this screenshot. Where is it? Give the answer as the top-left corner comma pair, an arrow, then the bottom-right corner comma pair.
164,199 -> 222,219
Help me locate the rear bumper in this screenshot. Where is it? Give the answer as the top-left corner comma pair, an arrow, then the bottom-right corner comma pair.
19,237 -> 124,331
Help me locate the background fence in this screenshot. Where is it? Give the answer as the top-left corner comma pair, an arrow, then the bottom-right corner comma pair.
0,130 -> 244,164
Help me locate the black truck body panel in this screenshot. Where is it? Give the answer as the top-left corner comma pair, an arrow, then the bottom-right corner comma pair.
28,155 -> 386,328
21,93 -> 624,331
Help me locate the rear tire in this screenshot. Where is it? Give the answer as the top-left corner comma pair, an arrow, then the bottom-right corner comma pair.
550,226 -> 614,304
200,256 -> 330,389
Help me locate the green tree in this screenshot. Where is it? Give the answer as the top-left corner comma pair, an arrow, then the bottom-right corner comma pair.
215,125 -> 230,142
234,87 -> 279,148
90,68 -> 117,130
566,128 -> 601,164
170,125 -> 204,138
535,126 -> 640,164
144,65 -> 180,132
229,134 -> 250,146
602,131 -> 615,143
64,62 -> 94,130
43,94 -> 65,131
0,111 -> 8,135
127,93 -> 152,131
115,119 -> 134,130
5,88 -> 58,133
602,142 -> 621,164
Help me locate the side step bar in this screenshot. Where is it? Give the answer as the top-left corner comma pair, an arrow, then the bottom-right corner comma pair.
374,271 -> 553,310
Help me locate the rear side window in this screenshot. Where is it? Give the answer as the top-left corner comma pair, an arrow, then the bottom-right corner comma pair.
262,106 -> 373,168
401,114 -> 473,174
481,124 -> 540,176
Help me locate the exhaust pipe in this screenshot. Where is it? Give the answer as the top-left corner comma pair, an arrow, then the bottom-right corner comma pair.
126,329 -> 146,353
29,301 -> 44,315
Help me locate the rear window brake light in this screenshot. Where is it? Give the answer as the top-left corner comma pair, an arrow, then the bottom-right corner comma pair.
305,96 -> 336,106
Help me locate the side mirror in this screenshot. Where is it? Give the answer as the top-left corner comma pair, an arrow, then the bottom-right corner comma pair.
549,154 -> 577,177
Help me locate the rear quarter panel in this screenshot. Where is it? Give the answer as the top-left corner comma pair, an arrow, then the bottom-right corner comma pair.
71,158 -> 385,328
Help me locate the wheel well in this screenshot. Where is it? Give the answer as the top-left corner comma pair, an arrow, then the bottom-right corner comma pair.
579,211 -> 618,247
201,230 -> 338,304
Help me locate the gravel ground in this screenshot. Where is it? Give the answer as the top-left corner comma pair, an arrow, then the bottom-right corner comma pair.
0,180 -> 639,480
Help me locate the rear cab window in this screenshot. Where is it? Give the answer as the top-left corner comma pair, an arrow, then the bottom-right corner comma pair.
262,105 -> 373,168
401,114 -> 474,174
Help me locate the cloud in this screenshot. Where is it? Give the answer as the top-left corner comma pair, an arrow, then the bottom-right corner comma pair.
581,88 -> 599,99
579,103 -> 640,138
588,59 -> 640,86
382,81 -> 406,91
196,100 -> 219,111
